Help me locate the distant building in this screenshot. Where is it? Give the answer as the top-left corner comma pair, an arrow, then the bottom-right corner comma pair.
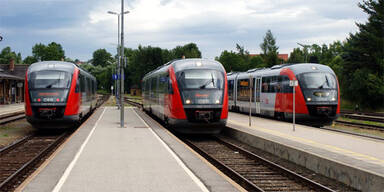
249,54 -> 289,62
130,84 -> 141,96
0,60 -> 28,104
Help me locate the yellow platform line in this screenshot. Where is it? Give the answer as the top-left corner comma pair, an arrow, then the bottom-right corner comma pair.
228,119 -> 384,166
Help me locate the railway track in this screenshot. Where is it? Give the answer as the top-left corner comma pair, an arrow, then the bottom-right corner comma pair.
340,110 -> 384,117
123,97 -> 143,108
334,120 -> 384,131
0,95 -> 109,191
184,136 -> 335,192
0,133 -> 67,192
342,114 -> 384,123
0,111 -> 25,125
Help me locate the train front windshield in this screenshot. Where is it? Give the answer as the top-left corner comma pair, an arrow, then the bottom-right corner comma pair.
298,72 -> 336,89
28,70 -> 71,103
29,71 -> 71,89
177,69 -> 224,90
177,69 -> 224,105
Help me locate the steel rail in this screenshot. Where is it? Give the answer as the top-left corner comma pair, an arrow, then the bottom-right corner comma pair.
214,137 -> 335,191
183,138 -> 264,192
0,133 -> 67,191
335,120 -> 384,130
185,136 -> 335,192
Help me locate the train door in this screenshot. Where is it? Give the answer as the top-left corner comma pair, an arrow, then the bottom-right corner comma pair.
255,76 -> 261,114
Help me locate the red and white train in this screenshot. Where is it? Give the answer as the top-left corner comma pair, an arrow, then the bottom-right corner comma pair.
142,59 -> 228,134
25,61 -> 97,128
227,63 -> 340,125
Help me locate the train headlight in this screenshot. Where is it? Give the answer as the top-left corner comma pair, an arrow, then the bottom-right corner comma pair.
331,97 -> 336,101
185,99 -> 191,104
307,97 -> 312,101
215,99 -> 220,104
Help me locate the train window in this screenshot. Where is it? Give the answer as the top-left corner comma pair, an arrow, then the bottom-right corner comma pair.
228,80 -> 234,100
158,75 -> 168,94
262,77 -> 269,93
237,79 -> 251,101
281,75 -> 293,93
87,78 -> 91,94
168,77 -> 174,94
80,75 -> 85,92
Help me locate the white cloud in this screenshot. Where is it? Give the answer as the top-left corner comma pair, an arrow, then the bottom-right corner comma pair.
1,0 -> 367,60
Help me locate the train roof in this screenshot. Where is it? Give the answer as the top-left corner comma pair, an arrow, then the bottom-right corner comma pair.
27,61 -> 95,79
234,63 -> 335,78
143,58 -> 225,79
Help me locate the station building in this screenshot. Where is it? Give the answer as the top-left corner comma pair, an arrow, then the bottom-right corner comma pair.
0,60 -> 28,104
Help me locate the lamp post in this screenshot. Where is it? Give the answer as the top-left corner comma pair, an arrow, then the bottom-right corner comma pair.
108,10 -> 129,111
120,1 -> 129,128
108,2 -> 129,128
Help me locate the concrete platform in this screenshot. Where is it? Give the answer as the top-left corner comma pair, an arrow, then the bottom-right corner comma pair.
20,107 -> 240,192
225,112 -> 384,191
0,103 -> 24,116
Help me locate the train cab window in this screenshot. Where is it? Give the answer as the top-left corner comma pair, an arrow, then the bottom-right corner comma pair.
29,70 -> 71,89
177,69 -> 224,90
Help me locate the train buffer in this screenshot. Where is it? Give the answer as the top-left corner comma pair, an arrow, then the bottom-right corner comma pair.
21,107 -> 239,192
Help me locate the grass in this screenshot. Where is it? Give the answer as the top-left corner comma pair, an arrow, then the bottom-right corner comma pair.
328,123 -> 384,139
0,119 -> 35,148
338,117 -> 384,127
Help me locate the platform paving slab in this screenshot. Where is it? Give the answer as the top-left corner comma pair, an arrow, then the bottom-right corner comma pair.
225,112 -> 384,191
22,107 -> 240,192
0,103 -> 24,116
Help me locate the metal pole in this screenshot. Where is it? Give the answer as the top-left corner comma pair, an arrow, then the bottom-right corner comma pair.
116,15 -> 121,109
120,0 -> 125,128
249,76 -> 252,127
293,82 -> 295,131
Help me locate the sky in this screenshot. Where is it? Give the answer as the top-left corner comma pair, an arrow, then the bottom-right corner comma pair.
0,0 -> 367,62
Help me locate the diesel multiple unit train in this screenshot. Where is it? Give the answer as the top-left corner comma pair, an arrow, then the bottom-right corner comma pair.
25,61 -> 98,128
227,63 -> 340,124
142,59 -> 228,134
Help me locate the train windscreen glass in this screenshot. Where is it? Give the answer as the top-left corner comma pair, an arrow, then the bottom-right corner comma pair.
298,73 -> 336,89
29,71 -> 71,89
178,69 -> 224,90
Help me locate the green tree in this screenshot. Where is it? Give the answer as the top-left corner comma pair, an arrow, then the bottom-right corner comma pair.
31,42 -> 65,61
288,48 -> 305,63
260,30 -> 279,67
92,49 -> 114,67
342,0 -> 384,109
0,47 -> 22,64
216,50 -> 244,72
171,43 -> 202,58
23,56 -> 38,64
45,42 -> 65,60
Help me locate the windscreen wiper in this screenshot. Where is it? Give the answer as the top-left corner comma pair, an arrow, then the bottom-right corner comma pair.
45,79 -> 60,88
200,74 -> 215,89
